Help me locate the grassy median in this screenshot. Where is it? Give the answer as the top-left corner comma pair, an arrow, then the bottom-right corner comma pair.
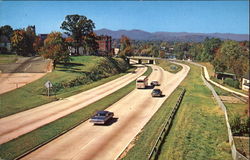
123,62 -> 232,160
0,66 -> 152,160
156,59 -> 183,73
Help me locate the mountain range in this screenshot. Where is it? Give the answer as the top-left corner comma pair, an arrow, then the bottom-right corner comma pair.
95,29 -> 249,42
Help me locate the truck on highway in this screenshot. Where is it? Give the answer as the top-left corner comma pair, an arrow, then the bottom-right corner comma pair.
136,76 -> 148,89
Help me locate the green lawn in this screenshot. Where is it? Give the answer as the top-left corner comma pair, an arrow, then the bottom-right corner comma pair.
0,66 -> 152,160
123,62 -> 232,160
212,83 -> 248,120
211,79 -> 249,158
0,54 -> 19,64
156,59 -> 183,73
0,56 -> 130,118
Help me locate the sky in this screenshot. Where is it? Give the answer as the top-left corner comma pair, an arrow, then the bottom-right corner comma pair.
0,1 -> 249,34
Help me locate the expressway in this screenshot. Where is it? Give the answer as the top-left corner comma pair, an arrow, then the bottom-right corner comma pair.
0,66 -> 147,145
22,63 -> 190,160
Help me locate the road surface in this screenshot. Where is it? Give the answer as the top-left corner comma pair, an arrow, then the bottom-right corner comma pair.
0,73 -> 46,94
22,63 -> 189,160
0,66 -> 147,145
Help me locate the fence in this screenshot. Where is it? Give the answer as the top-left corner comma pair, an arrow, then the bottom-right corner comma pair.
199,68 -> 248,160
148,88 -> 186,160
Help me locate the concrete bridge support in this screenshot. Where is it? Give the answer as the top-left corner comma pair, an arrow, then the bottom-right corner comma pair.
126,58 -> 130,64
148,60 -> 154,64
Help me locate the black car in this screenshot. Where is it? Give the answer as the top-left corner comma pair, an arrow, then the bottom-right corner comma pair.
151,80 -> 160,86
151,89 -> 162,97
90,111 -> 114,125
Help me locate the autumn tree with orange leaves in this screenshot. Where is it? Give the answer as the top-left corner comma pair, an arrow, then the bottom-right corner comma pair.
11,26 -> 37,56
39,32 -> 70,68
119,35 -> 133,58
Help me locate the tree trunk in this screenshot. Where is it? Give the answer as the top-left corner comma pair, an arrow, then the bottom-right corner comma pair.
53,60 -> 56,69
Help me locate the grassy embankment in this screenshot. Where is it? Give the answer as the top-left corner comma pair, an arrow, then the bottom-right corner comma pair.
198,62 -> 248,95
213,85 -> 248,120
0,54 -> 20,64
156,59 -> 183,73
211,82 -> 249,158
0,65 -> 152,160
0,56 -> 133,118
123,62 -> 232,160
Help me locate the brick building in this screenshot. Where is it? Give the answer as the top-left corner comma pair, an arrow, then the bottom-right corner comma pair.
96,35 -> 113,56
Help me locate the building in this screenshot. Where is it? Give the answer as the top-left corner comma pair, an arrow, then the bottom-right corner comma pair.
0,35 -> 11,53
96,35 -> 113,56
242,74 -> 249,91
215,72 -> 236,80
114,48 -> 120,55
67,35 -> 114,56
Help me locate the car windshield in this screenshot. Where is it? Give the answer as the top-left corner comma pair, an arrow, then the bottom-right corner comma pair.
97,113 -> 106,116
137,80 -> 144,83
153,89 -> 160,92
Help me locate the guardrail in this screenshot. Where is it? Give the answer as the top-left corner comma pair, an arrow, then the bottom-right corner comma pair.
148,88 -> 186,160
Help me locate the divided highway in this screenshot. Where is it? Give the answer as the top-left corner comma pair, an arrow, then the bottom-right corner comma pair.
0,66 -> 147,145
22,63 -> 190,160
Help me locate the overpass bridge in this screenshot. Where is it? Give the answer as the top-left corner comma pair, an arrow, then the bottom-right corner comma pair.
127,56 -> 159,64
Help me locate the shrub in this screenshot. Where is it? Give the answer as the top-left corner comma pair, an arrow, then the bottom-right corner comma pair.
48,58 -> 130,93
230,114 -> 250,136
223,78 -> 240,89
241,117 -> 250,136
230,114 -> 242,136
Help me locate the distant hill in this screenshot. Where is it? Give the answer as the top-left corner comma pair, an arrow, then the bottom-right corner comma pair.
95,29 -> 249,42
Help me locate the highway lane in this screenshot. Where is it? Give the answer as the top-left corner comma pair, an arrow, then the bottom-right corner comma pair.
22,63 -> 190,160
0,66 -> 147,145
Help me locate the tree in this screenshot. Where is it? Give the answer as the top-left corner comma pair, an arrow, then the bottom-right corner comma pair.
119,35 -> 133,58
33,36 -> 43,53
25,25 -> 36,55
188,43 -> 203,60
173,42 -> 190,59
200,37 -> 222,61
213,40 -> 248,79
82,32 -> 98,55
61,14 -> 95,55
40,32 -> 70,68
11,29 -> 29,56
0,25 -> 13,40
159,50 -> 165,58
10,26 -> 37,56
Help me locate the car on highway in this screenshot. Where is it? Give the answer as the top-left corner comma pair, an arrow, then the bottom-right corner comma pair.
90,110 -> 114,125
151,80 -> 160,86
151,89 -> 162,97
